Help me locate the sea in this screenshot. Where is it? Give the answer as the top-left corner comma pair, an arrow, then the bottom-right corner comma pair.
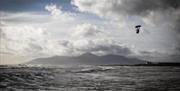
0,65 -> 180,91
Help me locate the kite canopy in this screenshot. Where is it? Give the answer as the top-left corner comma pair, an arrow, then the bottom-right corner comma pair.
135,25 -> 141,28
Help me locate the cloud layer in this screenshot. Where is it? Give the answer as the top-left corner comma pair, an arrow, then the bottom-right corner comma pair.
72,0 -> 180,17
72,0 -> 180,62
0,21 -> 134,64
1,1 -> 180,64
72,0 -> 180,31
72,0 -> 180,48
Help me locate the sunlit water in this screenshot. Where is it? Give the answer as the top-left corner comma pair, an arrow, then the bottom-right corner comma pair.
0,65 -> 180,91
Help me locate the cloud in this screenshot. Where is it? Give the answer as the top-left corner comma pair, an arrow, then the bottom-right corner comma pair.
72,0 -> 180,34
72,0 -> 180,59
0,21 -> 5,38
45,4 -> 63,19
1,3 -> 135,64
0,51 -> 13,55
0,23 -> 52,64
54,38 -> 133,57
34,23 -> 133,57
66,23 -> 134,56
72,0 -> 180,17
1,1 -> 180,64
45,4 -> 74,20
72,39 -> 132,56
0,28 -> 5,39
71,23 -> 102,38
1,19 -> 177,63
0,24 -> 50,58
0,4 -> 80,63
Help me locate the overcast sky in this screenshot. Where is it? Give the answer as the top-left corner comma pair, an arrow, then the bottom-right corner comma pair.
0,0 -> 180,64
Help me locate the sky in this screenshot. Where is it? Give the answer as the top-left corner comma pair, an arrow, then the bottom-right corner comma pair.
0,0 -> 180,64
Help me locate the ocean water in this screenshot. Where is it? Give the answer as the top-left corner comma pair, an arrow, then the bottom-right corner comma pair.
0,65 -> 180,91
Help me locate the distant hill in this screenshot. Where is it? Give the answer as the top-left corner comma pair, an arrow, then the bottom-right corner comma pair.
26,53 -> 146,65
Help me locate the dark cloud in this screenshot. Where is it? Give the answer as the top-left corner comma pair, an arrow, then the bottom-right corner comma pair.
119,0 -> 180,15
175,16 -> 180,33
72,0 -> 180,14
73,0 -> 180,32
76,43 -> 132,56
72,39 -> 133,56
120,0 -> 180,34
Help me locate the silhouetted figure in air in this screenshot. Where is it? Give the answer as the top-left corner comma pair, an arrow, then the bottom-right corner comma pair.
135,25 -> 141,34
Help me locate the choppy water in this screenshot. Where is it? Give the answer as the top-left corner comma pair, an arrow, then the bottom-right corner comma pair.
0,65 -> 180,91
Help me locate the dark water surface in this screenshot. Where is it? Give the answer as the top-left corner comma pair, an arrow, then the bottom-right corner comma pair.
0,65 -> 180,91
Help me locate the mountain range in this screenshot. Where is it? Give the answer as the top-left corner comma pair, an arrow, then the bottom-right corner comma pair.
26,53 -> 146,65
